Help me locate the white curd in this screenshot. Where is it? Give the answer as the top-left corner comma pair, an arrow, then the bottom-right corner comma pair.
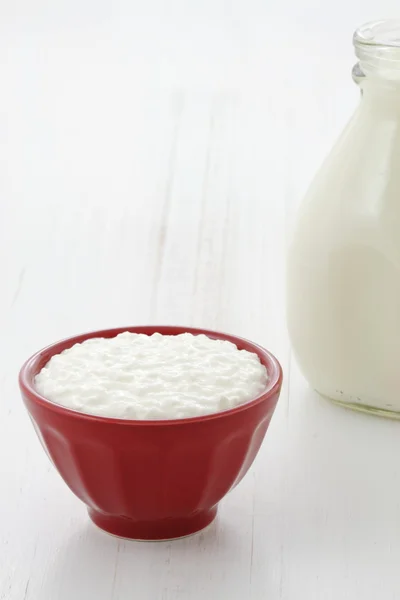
35,332 -> 268,419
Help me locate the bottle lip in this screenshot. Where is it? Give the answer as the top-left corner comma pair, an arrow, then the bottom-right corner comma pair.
354,20 -> 400,49
354,20 -> 400,80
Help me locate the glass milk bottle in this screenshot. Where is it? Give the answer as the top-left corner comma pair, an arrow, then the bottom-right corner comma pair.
287,20 -> 400,418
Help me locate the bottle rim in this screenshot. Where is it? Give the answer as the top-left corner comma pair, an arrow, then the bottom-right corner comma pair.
354,20 -> 400,79
354,20 -> 400,49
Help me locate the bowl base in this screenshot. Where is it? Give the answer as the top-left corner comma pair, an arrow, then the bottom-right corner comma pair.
88,507 -> 218,541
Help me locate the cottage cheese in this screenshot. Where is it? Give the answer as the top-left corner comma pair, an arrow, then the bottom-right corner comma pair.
35,332 -> 268,419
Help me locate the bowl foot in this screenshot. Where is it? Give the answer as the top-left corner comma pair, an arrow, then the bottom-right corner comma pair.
88,506 -> 218,541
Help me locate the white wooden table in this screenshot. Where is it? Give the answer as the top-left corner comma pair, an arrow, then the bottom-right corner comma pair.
2,1 -> 400,598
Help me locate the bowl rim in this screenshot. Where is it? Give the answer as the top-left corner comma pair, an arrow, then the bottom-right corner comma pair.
19,325 -> 283,426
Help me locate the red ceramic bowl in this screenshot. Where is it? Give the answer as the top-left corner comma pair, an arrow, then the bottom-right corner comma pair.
19,326 -> 282,540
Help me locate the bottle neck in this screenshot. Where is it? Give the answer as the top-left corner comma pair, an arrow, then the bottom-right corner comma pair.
355,83 -> 400,121
354,21 -> 400,111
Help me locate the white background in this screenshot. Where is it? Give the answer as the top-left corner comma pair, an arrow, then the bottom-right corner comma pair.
2,1 -> 400,598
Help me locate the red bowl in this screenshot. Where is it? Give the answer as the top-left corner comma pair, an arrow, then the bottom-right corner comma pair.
19,326 -> 282,540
